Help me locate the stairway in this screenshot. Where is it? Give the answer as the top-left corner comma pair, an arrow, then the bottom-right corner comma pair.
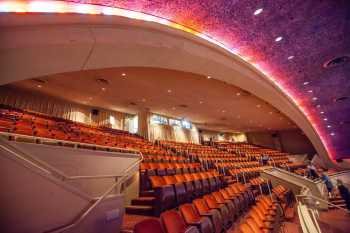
329,195 -> 347,210
125,191 -> 156,216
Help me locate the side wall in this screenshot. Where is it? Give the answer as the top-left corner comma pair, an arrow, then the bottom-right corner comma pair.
246,129 -> 316,156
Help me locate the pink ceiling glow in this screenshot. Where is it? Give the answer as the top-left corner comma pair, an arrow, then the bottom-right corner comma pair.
1,0 -> 349,159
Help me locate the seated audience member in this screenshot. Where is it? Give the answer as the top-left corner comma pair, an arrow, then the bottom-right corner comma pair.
261,154 -> 270,166
306,163 -> 319,180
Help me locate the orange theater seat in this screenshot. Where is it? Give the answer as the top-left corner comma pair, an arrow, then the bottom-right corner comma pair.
134,218 -> 165,233
160,210 -> 199,233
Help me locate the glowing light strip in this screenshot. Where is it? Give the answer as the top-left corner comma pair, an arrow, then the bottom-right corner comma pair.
0,0 -> 335,158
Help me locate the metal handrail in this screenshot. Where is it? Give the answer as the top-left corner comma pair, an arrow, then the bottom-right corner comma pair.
0,136 -> 143,233
0,136 -> 140,181
296,194 -> 350,213
45,153 -> 143,233
0,131 -> 139,154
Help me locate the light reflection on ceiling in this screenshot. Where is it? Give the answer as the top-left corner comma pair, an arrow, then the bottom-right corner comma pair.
1,0 -> 349,159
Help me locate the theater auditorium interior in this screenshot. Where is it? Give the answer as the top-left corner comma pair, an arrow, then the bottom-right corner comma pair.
0,1 -> 350,233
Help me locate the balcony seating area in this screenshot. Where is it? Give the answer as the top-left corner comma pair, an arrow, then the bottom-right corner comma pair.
215,142 -> 307,173
1,106 -> 301,233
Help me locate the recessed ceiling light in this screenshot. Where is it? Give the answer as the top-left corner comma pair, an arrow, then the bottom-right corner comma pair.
288,56 -> 295,60
37,84 -> 42,88
327,125 -> 332,128
275,36 -> 283,42
308,90 -> 313,93
312,97 -> 318,101
121,73 -> 126,76
167,89 -> 172,93
101,87 -> 106,91
330,132 -> 335,136
207,76 -> 211,79
320,111 -> 324,114
303,81 -> 309,85
236,92 -> 241,96
254,8 -> 263,15
199,101 -> 203,104
323,118 -> 328,121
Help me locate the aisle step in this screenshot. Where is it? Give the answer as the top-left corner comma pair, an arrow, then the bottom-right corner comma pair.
131,196 -> 155,206
125,205 -> 154,216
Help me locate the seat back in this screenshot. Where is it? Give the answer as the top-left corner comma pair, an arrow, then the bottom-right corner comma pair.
134,219 -> 165,233
161,210 -> 188,233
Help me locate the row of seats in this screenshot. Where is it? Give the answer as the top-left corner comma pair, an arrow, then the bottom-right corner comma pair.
134,182 -> 257,233
141,171 -> 225,215
140,162 -> 203,192
239,195 -> 283,233
0,106 -> 188,161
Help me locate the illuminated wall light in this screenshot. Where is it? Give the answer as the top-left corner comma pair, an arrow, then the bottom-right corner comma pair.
275,36 -> 283,42
327,125 -> 331,128
254,8 -> 263,15
207,75 -> 212,79
0,1 -> 335,159
303,81 -> 309,85
288,55 -> 294,60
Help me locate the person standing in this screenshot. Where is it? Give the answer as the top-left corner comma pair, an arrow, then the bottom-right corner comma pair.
337,179 -> 350,211
321,172 -> 333,197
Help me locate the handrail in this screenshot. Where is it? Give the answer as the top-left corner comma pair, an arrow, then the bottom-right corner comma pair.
0,136 -> 143,233
45,152 -> 143,233
296,194 -> 350,213
0,136 -> 140,181
0,132 -> 140,154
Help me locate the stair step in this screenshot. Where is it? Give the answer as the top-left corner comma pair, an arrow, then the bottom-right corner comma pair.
331,200 -> 345,204
131,196 -> 155,206
140,190 -> 155,197
125,205 -> 154,216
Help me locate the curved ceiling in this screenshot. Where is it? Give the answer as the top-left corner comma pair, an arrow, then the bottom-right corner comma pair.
6,67 -> 296,133
0,1 -> 349,160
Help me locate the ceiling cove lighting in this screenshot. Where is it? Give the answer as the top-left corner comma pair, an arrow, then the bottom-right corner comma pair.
0,1 -> 334,159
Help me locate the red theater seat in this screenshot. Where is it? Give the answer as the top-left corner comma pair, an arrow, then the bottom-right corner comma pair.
160,210 -> 200,233
134,218 -> 165,233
